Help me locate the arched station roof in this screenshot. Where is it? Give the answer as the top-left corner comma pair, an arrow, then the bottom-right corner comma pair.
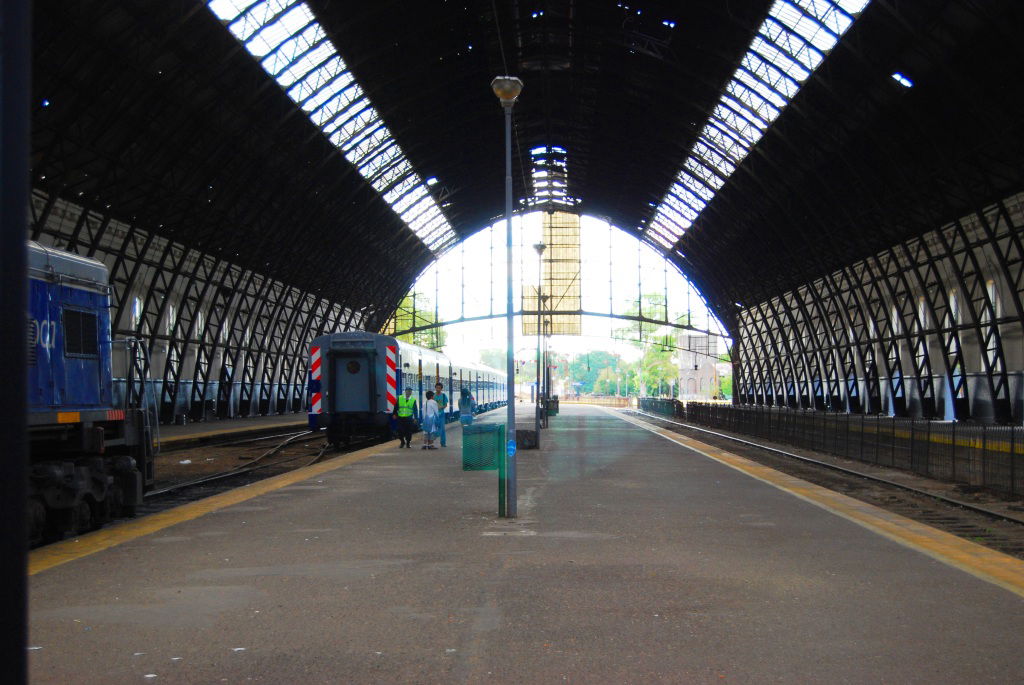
31,0 -> 1024,334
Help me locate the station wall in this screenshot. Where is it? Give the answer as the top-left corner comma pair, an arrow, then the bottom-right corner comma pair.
734,191 -> 1024,424
29,191 -> 369,423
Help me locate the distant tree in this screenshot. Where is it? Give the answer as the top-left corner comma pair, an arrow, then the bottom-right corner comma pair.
637,344 -> 676,397
609,293 -> 697,396
613,292 -> 669,346
566,350 -> 619,393
719,374 -> 733,399
593,366 -> 619,395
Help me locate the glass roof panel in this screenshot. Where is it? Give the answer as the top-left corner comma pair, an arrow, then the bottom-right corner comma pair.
260,22 -> 320,78
525,146 -> 579,209
288,56 -> 345,105
206,0 -> 457,252
740,53 -> 800,101
274,40 -> 333,86
646,0 -> 869,248
655,200 -> 696,229
650,215 -> 685,240
726,80 -> 780,124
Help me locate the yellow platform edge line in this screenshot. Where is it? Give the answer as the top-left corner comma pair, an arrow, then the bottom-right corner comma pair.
29,439 -> 396,576
160,421 -> 309,444
609,408 -> 1024,600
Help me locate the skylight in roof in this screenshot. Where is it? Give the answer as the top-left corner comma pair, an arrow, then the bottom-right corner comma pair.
645,0 -> 870,251
206,0 -> 458,253
524,146 -> 579,209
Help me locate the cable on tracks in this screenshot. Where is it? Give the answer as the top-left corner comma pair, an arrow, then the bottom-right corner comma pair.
147,431 -> 316,497
146,431 -> 379,498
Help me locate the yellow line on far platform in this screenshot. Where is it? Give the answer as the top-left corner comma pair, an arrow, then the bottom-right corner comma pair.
611,408 -> 1024,600
29,440 -> 396,576
160,421 -> 308,444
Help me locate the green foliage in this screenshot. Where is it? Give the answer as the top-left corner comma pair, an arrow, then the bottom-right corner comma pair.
565,350 -> 620,394
613,292 -> 668,346
719,374 -> 733,399
637,345 -> 677,396
592,366 -> 620,395
611,292 -> 689,351
393,294 -> 447,349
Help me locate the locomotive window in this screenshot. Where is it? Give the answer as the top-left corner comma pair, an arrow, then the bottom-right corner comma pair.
346,360 -> 361,374
63,309 -> 98,357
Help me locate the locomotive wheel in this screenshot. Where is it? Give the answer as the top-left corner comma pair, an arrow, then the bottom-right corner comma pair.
107,484 -> 124,519
42,508 -> 69,544
27,498 -> 47,547
72,500 -> 93,535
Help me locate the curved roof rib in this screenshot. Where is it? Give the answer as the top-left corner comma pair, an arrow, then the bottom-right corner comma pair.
208,0 -> 459,254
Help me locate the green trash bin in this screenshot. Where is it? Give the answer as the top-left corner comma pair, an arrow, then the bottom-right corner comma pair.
462,423 -> 505,471
547,397 -> 559,416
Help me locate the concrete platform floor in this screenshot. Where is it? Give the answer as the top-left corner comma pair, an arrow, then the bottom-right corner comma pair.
29,405 -> 1024,683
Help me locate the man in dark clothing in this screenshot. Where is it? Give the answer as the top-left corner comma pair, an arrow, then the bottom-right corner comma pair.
394,386 -> 417,448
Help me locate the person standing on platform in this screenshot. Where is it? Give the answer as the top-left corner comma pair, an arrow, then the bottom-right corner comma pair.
422,390 -> 440,450
458,387 -> 476,427
434,382 -> 449,447
394,386 -> 417,448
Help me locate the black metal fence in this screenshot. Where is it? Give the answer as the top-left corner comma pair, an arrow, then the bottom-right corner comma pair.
638,399 -> 1024,499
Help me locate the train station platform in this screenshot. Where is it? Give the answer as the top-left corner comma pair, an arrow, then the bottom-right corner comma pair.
159,412 -> 309,447
29,405 -> 1024,682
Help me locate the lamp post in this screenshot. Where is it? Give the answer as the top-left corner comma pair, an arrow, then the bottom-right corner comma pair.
532,242 -> 545,443
492,75 -> 522,518
543,318 -> 550,418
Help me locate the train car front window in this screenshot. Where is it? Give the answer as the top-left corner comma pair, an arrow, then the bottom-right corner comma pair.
63,309 -> 99,357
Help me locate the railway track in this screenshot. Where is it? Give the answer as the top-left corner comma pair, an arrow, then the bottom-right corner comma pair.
142,430 -> 384,504
627,409 -> 1024,560
30,430 -> 387,548
158,428 -> 312,452
147,430 -> 325,497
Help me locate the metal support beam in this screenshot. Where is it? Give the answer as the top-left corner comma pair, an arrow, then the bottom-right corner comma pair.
1,0 -> 30,679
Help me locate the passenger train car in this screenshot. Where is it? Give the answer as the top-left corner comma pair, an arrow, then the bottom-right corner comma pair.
307,331 -> 505,446
27,242 -> 155,543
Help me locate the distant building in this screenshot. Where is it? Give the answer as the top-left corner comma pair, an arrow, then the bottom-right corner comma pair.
675,332 -> 720,400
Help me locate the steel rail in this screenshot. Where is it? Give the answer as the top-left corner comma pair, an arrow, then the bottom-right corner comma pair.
146,430 -> 321,497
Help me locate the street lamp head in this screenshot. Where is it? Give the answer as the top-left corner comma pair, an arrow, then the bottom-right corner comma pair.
491,76 -> 524,107
533,241 -> 546,256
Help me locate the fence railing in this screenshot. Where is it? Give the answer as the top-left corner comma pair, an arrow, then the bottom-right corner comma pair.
559,396 -> 630,407
638,399 -> 1024,498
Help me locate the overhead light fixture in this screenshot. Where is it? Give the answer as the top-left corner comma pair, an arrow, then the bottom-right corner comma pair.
491,76 -> 523,106
891,72 -> 914,88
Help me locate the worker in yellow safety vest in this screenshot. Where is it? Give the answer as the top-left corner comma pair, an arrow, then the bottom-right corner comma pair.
393,386 -> 417,448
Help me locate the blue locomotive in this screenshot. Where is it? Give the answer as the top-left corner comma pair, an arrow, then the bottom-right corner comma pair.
307,331 -> 505,446
27,242 -> 155,543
